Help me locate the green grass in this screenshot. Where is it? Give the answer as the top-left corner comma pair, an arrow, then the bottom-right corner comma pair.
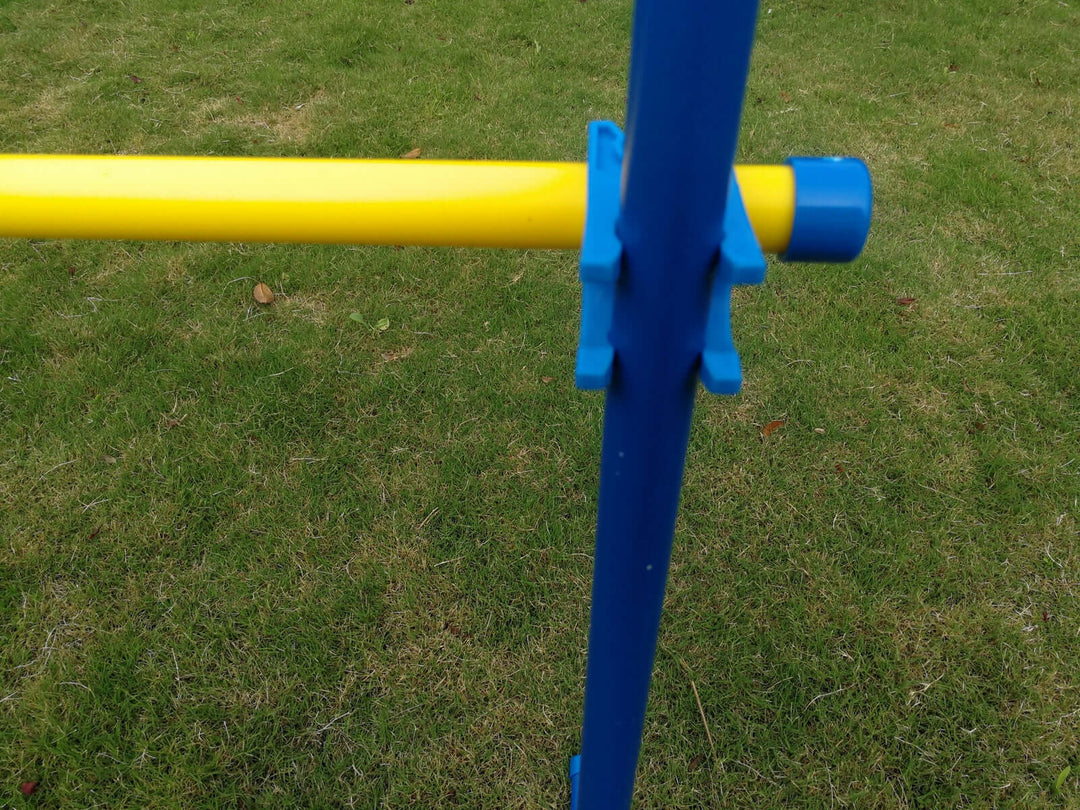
1,0 -> 1078,807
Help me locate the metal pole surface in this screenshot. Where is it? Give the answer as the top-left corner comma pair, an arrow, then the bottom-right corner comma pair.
575,2 -> 760,808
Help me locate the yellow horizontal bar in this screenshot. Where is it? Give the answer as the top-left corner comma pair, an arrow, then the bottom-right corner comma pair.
0,155 -> 794,253
736,164 -> 794,256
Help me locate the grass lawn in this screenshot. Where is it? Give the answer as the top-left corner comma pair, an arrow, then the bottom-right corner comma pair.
2,0 -> 1078,807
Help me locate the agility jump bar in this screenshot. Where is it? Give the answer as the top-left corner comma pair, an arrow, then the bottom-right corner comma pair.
0,154 -> 869,260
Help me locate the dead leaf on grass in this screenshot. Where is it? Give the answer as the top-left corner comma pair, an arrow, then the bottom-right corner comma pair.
761,420 -> 785,438
162,413 -> 186,429
253,283 -> 275,304
402,147 -> 422,159
896,297 -> 916,306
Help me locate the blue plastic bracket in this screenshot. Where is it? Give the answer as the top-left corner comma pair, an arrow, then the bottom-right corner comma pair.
574,120 -> 624,391
575,123 -> 767,395
700,174 -> 768,395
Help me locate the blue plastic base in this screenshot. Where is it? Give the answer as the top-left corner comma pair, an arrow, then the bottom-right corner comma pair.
569,755 -> 581,810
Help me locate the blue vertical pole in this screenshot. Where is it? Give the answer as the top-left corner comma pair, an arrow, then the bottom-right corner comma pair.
574,3 -> 761,808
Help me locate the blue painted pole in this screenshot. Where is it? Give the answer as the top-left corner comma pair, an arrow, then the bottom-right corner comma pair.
574,2 -> 762,808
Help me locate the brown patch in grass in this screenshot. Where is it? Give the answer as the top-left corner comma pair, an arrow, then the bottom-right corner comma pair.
195,90 -> 328,146
28,85 -> 74,127
279,292 -> 330,325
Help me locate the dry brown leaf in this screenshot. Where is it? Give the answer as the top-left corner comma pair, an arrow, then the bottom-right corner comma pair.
402,147 -> 422,159
779,90 -> 792,102
541,376 -> 555,384
761,420 -> 785,438
253,283 -> 275,304
896,297 -> 916,306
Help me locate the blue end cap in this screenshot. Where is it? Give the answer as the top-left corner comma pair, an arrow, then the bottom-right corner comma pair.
575,121 -> 624,390
700,174 -> 767,396
782,157 -> 872,263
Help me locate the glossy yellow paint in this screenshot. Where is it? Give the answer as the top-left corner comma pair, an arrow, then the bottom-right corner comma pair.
733,164 -> 795,255
0,155 -> 795,253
